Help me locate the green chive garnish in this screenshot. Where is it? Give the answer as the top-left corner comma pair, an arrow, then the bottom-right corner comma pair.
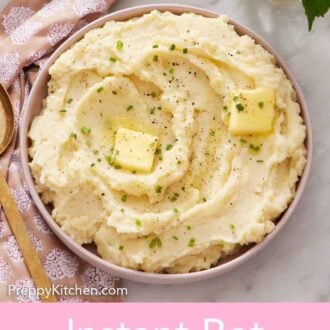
188,238 -> 195,247
116,40 -> 123,51
165,144 -> 173,151
249,144 -> 261,152
149,237 -> 162,249
236,103 -> 244,111
80,126 -> 91,135
155,185 -> 162,193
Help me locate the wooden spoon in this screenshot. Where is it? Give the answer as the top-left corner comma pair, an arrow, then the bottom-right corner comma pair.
0,83 -> 56,302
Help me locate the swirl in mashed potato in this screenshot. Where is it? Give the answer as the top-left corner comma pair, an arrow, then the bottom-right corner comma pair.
29,11 -> 307,273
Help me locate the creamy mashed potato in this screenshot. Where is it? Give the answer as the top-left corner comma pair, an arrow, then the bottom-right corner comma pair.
29,11 -> 307,273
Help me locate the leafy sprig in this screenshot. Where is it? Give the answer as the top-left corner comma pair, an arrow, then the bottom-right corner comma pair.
302,0 -> 330,30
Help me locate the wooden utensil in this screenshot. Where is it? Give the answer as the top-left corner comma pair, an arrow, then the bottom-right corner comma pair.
0,83 -> 56,302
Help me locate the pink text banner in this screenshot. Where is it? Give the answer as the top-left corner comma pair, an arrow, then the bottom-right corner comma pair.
0,303 -> 329,330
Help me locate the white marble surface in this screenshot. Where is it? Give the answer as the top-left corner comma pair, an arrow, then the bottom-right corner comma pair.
1,0 -> 330,302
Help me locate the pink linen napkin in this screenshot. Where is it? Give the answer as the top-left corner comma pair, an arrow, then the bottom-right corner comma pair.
0,0 -> 122,302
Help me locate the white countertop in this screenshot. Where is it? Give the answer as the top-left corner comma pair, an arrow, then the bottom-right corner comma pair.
1,0 -> 329,302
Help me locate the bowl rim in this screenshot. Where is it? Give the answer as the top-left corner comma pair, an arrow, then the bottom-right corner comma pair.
20,3 -> 313,285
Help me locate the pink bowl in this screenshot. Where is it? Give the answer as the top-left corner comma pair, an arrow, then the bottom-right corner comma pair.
20,4 -> 313,284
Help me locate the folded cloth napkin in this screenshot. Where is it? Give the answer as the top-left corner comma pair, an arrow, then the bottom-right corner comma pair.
0,0 -> 122,302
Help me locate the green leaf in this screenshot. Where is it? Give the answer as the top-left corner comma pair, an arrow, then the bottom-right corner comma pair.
302,0 -> 330,30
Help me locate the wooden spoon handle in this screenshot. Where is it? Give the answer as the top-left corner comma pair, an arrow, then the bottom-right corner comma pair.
0,172 -> 57,302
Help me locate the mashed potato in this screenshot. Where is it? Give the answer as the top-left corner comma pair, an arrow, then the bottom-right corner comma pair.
29,11 -> 306,273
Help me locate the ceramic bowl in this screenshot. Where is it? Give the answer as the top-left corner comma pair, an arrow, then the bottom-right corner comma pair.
20,4 -> 313,284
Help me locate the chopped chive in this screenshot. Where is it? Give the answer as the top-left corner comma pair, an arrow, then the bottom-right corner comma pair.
153,55 -> 158,62
249,144 -> 261,152
150,91 -> 157,98
173,208 -> 179,213
70,133 -> 77,139
96,86 -> 104,93
67,98 -> 73,104
114,164 -> 122,169
257,160 -> 264,163
112,90 -> 118,95
149,237 -> 162,249
121,194 -> 128,202
126,105 -> 134,111
240,138 -> 247,144
236,103 -> 244,112
135,219 -> 142,227
258,101 -> 264,109
93,149 -> 99,155
188,238 -> 196,247
169,67 -> 175,74
80,126 -> 91,135
59,109 -> 67,113
183,48 -> 188,54
120,208 -> 125,212
118,245 -> 124,251
170,192 -> 180,202
155,185 -> 162,193
172,235 -> 178,240
155,148 -> 162,155
152,44 -> 159,48
203,197 -> 207,202
233,96 -> 239,101
218,241 -> 225,248
165,144 -> 173,151
209,129 -> 216,136
105,155 -> 113,165
187,225 -> 191,230
90,163 -> 95,167
116,40 -> 123,51
223,105 -> 228,111
229,223 -> 235,230
169,44 -> 176,51
109,56 -> 117,63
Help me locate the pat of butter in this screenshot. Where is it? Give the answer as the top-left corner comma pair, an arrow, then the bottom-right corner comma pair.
113,127 -> 158,173
228,88 -> 275,135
